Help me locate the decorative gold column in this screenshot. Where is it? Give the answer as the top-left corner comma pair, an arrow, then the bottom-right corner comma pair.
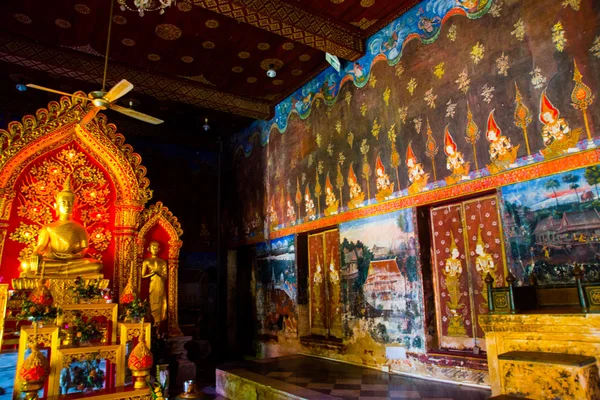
168,240 -> 183,336
114,200 -> 145,299
0,189 -> 15,277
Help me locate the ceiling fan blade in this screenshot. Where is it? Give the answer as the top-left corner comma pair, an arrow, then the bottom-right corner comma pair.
103,79 -> 133,103
79,107 -> 101,126
111,104 -> 164,125
26,84 -> 90,101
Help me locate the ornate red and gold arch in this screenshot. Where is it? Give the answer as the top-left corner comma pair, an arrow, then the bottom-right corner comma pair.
0,93 -> 182,334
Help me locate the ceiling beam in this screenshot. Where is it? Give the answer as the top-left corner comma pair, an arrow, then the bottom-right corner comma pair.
191,0 -> 365,61
0,31 -> 272,120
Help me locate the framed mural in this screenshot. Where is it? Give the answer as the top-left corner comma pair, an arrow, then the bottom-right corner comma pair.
430,195 -> 506,352
254,235 -> 298,337
308,229 -> 342,338
501,166 -> 600,286
339,209 -> 425,353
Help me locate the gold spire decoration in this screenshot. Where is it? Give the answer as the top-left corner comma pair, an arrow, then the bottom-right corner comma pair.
19,323 -> 50,400
571,59 -> 594,141
294,177 -> 302,219
514,81 -> 533,155
425,118 -> 439,181
360,139 -> 371,203
464,101 -> 480,170
336,162 -> 344,207
314,169 -> 322,215
128,319 -> 153,388
388,124 -> 401,192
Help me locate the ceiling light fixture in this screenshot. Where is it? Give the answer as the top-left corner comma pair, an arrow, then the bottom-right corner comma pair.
203,117 -> 210,131
266,64 -> 276,78
118,0 -> 176,17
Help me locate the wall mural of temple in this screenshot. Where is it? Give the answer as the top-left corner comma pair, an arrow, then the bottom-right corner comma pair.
339,209 -> 424,353
231,0 -> 600,243
501,165 -> 600,285
254,235 -> 298,338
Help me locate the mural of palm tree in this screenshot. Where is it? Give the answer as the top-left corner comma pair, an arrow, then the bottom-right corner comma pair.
570,183 -> 581,203
584,166 -> 600,200
563,173 -> 581,204
544,179 -> 560,208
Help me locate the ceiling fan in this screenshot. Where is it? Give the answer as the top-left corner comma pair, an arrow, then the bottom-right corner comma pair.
26,0 -> 163,126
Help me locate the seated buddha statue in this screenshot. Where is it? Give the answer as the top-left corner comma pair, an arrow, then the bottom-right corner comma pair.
19,177 -> 103,278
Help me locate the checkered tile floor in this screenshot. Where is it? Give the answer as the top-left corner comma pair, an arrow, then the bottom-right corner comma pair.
211,354 -> 491,400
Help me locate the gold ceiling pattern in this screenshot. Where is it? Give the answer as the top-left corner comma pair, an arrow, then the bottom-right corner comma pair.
0,32 -> 271,120
1,0 -> 419,121
190,0 -> 364,60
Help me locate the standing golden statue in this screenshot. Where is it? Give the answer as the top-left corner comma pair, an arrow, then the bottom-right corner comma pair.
19,177 -> 103,278
142,241 -> 167,326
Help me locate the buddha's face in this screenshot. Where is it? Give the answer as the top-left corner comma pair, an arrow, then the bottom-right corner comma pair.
488,130 -> 497,141
407,159 -> 414,168
149,241 -> 160,255
56,194 -> 74,216
446,145 -> 455,155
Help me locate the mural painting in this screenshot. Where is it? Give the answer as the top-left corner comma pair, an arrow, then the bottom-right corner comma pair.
501,166 -> 600,285
254,235 -> 298,337
339,209 -> 424,352
231,0 -> 600,242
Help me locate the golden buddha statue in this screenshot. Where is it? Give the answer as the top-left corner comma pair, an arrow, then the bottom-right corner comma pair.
19,177 -> 103,278
141,241 -> 167,326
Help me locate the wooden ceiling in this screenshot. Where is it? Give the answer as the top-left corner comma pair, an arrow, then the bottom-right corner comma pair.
0,0 -> 419,127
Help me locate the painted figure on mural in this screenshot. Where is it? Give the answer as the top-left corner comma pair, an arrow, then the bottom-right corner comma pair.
19,177 -> 103,278
475,227 -> 495,304
417,9 -> 441,41
312,254 -> 323,318
375,154 -> 394,201
406,143 -> 429,195
327,250 -> 341,318
324,173 -> 339,216
347,163 -> 365,209
304,184 -> 316,220
142,240 -> 167,327
444,232 -> 467,336
268,197 -> 278,229
539,90 -> 581,158
444,126 -> 470,185
486,109 -> 519,174
350,62 -> 367,84
286,192 -> 296,225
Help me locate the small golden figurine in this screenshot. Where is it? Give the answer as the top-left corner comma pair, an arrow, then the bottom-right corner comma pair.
324,173 -> 339,216
474,227 -> 495,304
487,109 -> 519,173
142,241 -> 167,327
444,126 -> 470,185
347,163 -> 365,209
539,90 -> 581,158
406,143 -> 429,195
375,154 -> 394,202
19,177 -> 103,278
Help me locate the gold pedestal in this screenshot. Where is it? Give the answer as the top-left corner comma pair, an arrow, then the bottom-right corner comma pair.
12,277 -> 110,304
21,380 -> 44,400
131,369 -> 151,389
